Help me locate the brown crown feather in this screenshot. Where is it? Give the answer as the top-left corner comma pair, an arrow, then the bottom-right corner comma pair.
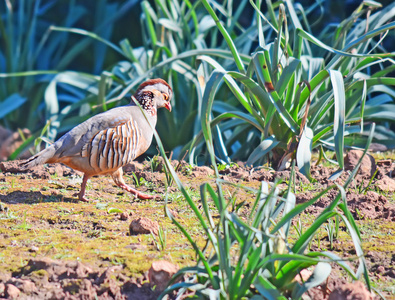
135,78 -> 172,95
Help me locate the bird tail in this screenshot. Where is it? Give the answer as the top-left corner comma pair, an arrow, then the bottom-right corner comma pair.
19,146 -> 56,170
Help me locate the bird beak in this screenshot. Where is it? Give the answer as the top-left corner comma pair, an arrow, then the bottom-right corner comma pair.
165,102 -> 172,112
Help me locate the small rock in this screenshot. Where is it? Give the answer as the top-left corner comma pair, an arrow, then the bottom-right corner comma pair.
229,170 -> 250,180
148,260 -> 179,291
124,243 -> 147,250
191,166 -> 215,177
0,272 -> 11,282
10,278 -> 37,294
328,281 -> 372,300
0,128 -> 31,161
27,257 -> 60,271
62,278 -> 96,299
129,217 -> 159,235
30,246 -> 39,252
344,150 -> 376,177
376,175 -> 395,192
5,284 -> 20,299
72,261 -> 93,279
0,161 -> 25,173
119,212 -> 129,221
376,159 -> 392,166
96,266 -> 122,285
95,267 -> 123,298
368,143 -> 388,152
376,266 -> 386,275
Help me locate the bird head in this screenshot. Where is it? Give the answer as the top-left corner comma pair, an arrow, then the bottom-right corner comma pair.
134,79 -> 172,114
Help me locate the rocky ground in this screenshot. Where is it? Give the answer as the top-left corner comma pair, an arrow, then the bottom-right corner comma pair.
0,150 -> 394,299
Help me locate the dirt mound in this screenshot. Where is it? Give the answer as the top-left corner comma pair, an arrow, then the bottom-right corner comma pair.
0,258 -> 158,300
297,189 -> 395,221
0,160 -> 81,179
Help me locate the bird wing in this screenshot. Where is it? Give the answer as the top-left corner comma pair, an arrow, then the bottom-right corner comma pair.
80,118 -> 143,172
54,106 -> 148,165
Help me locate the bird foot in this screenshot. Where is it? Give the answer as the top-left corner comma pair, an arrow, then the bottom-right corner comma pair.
117,183 -> 159,200
79,195 -> 89,202
73,192 -> 89,202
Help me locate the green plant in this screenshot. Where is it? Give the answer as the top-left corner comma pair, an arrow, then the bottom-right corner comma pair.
360,168 -> 379,194
130,173 -> 141,187
160,171 -> 371,298
139,87 -> 375,298
148,155 -> 161,173
293,217 -> 303,238
324,218 -> 336,250
15,211 -> 32,231
183,164 -> 194,176
189,0 -> 395,177
216,162 -> 238,172
151,226 -> 167,251
129,174 -> 153,190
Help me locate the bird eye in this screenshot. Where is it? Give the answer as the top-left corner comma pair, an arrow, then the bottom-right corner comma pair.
162,93 -> 168,101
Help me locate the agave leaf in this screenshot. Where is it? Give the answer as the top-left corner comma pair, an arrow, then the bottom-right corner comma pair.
292,262 -> 332,299
296,126 -> 313,180
358,104 -> 395,121
200,70 -> 225,174
254,275 -> 287,300
197,55 -> 253,114
319,251 -> 358,279
328,168 -> 344,181
298,22 -> 395,59
271,185 -> 336,235
276,57 -> 301,97
229,71 -> 298,134
0,93 -> 27,119
158,18 -> 182,33
247,136 -> 280,166
329,70 -> 345,170
50,25 -> 127,59
200,0 -> 245,73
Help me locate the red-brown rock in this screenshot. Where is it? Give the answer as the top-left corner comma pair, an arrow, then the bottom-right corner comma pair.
148,260 -> 179,291
328,281 -> 373,300
129,217 -> 159,235
344,150 -> 376,177
0,128 -> 31,161
376,175 -> 395,192
5,284 -> 20,299
9,278 -> 37,294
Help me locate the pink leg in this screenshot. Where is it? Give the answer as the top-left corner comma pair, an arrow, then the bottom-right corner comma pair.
112,168 -> 158,200
116,183 -> 156,199
78,174 -> 91,202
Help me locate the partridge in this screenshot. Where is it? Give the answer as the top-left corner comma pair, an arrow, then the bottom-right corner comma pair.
21,78 -> 172,201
